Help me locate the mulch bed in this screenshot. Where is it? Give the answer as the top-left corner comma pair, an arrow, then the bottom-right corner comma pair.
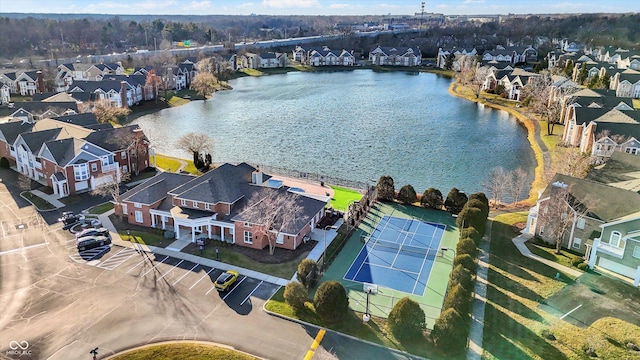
230,239 -> 318,264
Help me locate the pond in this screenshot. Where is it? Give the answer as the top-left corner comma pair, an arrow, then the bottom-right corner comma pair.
133,70 -> 535,197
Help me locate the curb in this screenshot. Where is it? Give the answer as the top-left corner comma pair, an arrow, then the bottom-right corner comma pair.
102,340 -> 267,360
261,301 -> 429,360
20,191 -> 59,212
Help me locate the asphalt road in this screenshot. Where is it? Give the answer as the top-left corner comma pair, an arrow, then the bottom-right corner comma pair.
0,168 -> 420,360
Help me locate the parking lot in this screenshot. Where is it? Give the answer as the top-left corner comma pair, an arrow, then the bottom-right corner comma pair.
67,242 -> 281,312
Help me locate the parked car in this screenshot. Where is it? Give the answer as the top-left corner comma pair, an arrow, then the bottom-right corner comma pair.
59,212 -> 85,230
77,235 -> 111,251
75,227 -> 110,239
215,270 -> 239,291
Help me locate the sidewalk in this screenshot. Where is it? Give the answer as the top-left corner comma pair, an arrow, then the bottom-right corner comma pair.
466,222 -> 491,360
97,210 -> 343,287
30,189 -> 66,208
512,233 -> 583,278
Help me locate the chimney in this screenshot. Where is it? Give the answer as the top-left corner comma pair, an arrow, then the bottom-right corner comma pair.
252,170 -> 263,185
120,81 -> 128,108
36,70 -> 45,93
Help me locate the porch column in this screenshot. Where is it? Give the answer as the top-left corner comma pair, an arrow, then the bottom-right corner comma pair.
207,224 -> 211,239
174,222 -> 180,239
588,239 -> 600,269
161,216 -> 166,230
151,214 -> 156,228
634,266 -> 640,287
191,225 -> 196,243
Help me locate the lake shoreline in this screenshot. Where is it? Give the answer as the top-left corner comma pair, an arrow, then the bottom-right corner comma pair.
448,82 -> 545,206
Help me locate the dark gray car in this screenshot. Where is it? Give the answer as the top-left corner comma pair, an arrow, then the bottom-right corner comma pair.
77,235 -> 111,251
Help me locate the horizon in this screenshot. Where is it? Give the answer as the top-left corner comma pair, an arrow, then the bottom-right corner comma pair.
0,0 -> 637,17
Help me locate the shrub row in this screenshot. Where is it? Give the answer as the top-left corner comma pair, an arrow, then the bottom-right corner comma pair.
431,193 -> 489,352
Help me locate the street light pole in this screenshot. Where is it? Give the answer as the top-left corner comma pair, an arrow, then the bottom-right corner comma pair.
441,247 -> 456,259
322,225 -> 338,271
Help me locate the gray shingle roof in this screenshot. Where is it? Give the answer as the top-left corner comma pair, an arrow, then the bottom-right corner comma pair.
121,172 -> 195,205
44,138 -> 84,166
19,128 -> 61,152
53,113 -> 98,127
83,125 -> 142,151
542,173 -> 640,221
0,120 -> 34,144
170,163 -> 257,204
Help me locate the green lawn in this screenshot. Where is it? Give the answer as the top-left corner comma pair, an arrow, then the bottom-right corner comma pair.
483,213 -> 640,360
183,243 -> 305,279
22,191 -> 56,210
329,185 -> 362,212
121,231 -> 169,247
87,202 -> 114,214
525,240 -> 586,269
111,342 -> 258,360
265,288 -> 454,360
167,95 -> 190,107
154,154 -> 199,174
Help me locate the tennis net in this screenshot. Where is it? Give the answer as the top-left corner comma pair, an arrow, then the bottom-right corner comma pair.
368,239 -> 438,257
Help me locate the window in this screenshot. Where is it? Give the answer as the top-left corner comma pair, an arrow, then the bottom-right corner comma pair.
121,151 -> 127,159
121,203 -> 128,214
91,163 -> 98,172
572,238 -> 582,249
634,246 -> 640,259
180,199 -> 187,206
134,202 -> 141,208
101,156 -> 110,166
204,203 -> 210,210
276,233 -> 284,244
135,211 -> 143,223
539,226 -> 544,236
122,165 -> 128,173
193,201 -> 199,208
576,218 -> 586,230
244,222 -> 251,228
243,231 -> 253,244
609,231 -> 622,247
73,163 -> 89,181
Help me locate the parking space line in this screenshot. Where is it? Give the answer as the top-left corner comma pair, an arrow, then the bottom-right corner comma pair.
205,283 -> 218,295
222,276 -> 246,300
0,243 -> 48,255
189,267 -> 215,290
172,263 -> 199,286
560,304 -> 583,320
241,280 -> 263,306
140,256 -> 169,277
156,259 -> 184,282
126,255 -> 149,274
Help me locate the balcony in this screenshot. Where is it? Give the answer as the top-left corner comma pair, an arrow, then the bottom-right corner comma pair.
102,163 -> 118,172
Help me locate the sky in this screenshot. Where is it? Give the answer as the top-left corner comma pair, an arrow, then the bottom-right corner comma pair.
0,0 -> 637,16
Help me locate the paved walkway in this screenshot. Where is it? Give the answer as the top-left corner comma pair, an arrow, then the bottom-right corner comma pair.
512,233 -> 583,278
97,210 -> 343,287
466,221 -> 491,360
290,219 -> 343,281
30,189 -> 66,208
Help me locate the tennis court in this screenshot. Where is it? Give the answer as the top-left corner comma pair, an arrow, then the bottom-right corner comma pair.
344,215 -> 445,296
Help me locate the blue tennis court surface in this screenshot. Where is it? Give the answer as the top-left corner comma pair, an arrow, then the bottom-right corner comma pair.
344,215 -> 445,295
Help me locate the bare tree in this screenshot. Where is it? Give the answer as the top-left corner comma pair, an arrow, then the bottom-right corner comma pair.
510,167 -> 528,207
90,172 -> 131,218
190,72 -> 218,99
483,166 -> 510,209
551,147 -> 592,179
145,69 -> 162,104
522,71 -> 576,135
176,132 -> 213,156
93,105 -> 131,124
537,183 -> 590,253
239,189 -> 304,255
456,57 -> 489,99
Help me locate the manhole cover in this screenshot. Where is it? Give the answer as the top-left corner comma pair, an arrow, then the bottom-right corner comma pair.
15,224 -> 27,230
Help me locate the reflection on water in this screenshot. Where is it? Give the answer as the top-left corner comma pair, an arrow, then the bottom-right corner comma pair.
133,70 -> 535,196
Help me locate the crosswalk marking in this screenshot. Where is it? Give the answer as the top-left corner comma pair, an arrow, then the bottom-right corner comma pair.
97,247 -> 138,270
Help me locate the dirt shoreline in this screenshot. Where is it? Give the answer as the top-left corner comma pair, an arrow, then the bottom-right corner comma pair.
448,82 -> 546,206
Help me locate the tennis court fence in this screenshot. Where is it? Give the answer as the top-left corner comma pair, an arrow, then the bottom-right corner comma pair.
347,286 -> 441,323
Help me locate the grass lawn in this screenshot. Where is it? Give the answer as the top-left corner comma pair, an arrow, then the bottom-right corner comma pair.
525,240 -> 586,269
154,154 -> 199,174
87,202 -> 114,214
110,342 -> 258,360
167,95 -> 190,107
184,243 -> 306,279
120,230 -> 171,247
483,213 -> 640,360
329,185 -> 362,212
239,68 -> 265,76
22,191 -> 56,210
265,288 -> 456,359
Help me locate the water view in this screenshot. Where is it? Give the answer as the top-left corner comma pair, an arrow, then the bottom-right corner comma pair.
133,70 -> 535,196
